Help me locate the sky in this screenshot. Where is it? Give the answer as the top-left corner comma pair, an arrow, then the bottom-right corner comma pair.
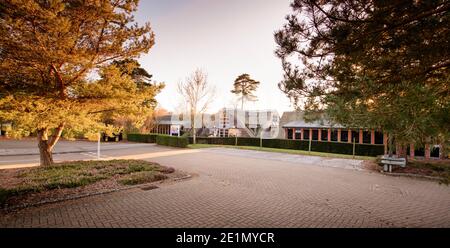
134,0 -> 294,114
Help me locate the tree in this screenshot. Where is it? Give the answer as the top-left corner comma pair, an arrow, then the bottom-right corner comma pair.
178,69 -> 215,144
0,0 -> 160,166
275,0 -> 450,156
231,74 -> 260,110
140,106 -> 169,133
107,59 -> 164,133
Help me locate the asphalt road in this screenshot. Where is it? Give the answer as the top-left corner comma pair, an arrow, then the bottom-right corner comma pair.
0,140 -> 157,167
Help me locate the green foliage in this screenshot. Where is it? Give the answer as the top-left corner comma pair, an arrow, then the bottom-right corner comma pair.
127,133 -> 158,143
0,159 -> 164,205
0,0 -> 162,165
231,74 -> 260,109
189,137 -> 384,156
118,171 -> 167,186
275,0 -> 450,146
127,133 -> 188,148
156,135 -> 189,148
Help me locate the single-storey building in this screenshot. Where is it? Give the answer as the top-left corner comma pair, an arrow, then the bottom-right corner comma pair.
277,111 -> 445,159
278,111 -> 384,144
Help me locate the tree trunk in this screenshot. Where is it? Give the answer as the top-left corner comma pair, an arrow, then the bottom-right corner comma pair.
37,128 -> 53,166
388,133 -> 394,157
191,110 -> 196,144
37,123 -> 65,166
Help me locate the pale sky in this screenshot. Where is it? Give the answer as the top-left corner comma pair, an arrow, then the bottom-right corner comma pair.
135,0 -> 294,114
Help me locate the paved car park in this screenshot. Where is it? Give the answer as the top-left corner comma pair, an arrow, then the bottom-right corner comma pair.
0,140 -> 449,227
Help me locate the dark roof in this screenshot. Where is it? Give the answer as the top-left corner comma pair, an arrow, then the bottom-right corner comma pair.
279,111 -> 344,129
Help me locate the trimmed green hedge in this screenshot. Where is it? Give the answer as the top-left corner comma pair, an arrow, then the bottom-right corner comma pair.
262,139 -> 384,156
190,137 -> 384,156
156,135 -> 189,148
127,133 -> 188,148
127,133 -> 158,143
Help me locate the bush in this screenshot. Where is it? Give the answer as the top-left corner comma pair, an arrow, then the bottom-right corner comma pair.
190,137 -> 384,156
263,139 -> 384,156
156,135 -> 189,148
118,171 -> 168,185
127,133 -> 157,143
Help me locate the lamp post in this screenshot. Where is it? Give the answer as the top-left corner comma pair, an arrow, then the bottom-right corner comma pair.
97,132 -> 101,160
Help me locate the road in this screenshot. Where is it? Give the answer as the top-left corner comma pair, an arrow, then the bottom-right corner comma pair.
0,140 -> 156,167
1,140 -> 449,227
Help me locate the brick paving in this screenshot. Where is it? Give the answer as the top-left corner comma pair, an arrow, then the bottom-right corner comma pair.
1,147 -> 449,227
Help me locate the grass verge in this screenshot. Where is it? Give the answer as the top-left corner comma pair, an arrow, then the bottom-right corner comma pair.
393,159 -> 450,184
0,159 -> 175,206
188,143 -> 375,160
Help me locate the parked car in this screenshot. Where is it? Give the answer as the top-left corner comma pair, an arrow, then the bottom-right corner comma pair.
101,131 -> 123,142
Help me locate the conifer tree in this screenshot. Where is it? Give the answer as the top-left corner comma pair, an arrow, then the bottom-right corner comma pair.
0,0 -> 162,165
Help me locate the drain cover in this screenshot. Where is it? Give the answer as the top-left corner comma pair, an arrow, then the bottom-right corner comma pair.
140,185 -> 158,191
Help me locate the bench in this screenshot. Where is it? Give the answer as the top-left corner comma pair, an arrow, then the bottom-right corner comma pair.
380,156 -> 406,172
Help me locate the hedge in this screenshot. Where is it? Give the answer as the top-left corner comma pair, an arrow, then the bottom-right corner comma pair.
191,137 -> 261,146
190,137 -> 384,156
156,135 -> 189,148
127,133 -> 157,143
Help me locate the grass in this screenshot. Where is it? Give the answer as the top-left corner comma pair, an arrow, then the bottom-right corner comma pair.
406,160 -> 450,184
0,159 -> 173,205
188,143 -> 375,160
118,171 -> 168,185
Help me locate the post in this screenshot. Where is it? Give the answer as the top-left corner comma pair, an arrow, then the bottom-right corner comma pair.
352,138 -> 356,159
327,128 -> 331,142
308,138 -> 312,154
97,132 -> 101,160
370,130 -> 375,144
260,130 -> 263,148
235,135 -> 238,146
300,128 -> 304,140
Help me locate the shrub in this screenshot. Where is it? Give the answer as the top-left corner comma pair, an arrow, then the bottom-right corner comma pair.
127,133 -> 157,143
118,171 -> 168,185
156,135 -> 189,148
189,137 -> 384,156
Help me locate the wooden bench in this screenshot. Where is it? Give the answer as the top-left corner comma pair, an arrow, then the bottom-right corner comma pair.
380,156 -> 406,172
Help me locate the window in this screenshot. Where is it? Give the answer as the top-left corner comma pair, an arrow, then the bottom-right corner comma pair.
341,130 -> 348,142
321,129 -> 328,141
287,129 -> 293,139
295,129 -> 301,140
363,131 -> 371,144
312,129 -> 319,140
331,130 -> 338,141
351,131 -> 359,143
303,129 -> 310,140
375,131 -> 384,144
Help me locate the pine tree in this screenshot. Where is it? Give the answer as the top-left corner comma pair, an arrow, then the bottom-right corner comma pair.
275,0 -> 450,154
231,74 -> 260,110
0,0 -> 162,166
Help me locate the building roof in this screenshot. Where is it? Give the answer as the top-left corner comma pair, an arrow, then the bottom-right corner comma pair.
279,111 -> 344,129
283,120 -> 344,129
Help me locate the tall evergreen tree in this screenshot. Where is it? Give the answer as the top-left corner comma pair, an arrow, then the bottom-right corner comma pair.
275,0 -> 450,155
231,74 -> 260,110
0,0 -> 161,166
